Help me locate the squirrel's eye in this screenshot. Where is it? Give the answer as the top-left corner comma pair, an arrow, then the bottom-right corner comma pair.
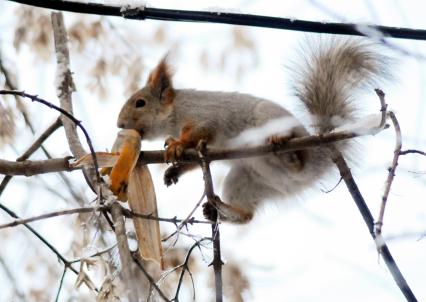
135,99 -> 146,108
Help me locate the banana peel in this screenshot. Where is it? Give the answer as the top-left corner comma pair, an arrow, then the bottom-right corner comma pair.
71,129 -> 164,269
109,129 -> 141,201
128,162 -> 164,269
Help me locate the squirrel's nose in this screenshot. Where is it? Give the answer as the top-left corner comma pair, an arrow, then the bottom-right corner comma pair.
117,121 -> 125,128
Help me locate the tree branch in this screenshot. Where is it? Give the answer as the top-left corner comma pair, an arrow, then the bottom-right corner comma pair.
50,12 -> 102,193
51,12 -> 82,158
0,255 -> 25,300
7,0 -> 426,40
0,124 -> 385,176
169,238 -> 210,301
0,205 -> 108,230
110,202 -> 140,302
131,252 -> 171,302
55,267 -> 67,302
197,141 -> 223,302
328,146 -> 417,302
0,118 -> 62,195
0,203 -> 211,230
399,149 -> 426,156
0,157 -> 71,176
0,90 -> 101,182
376,111 -> 401,236
0,203 -> 81,277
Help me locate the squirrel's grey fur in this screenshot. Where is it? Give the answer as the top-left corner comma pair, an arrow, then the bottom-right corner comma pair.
117,38 -> 390,223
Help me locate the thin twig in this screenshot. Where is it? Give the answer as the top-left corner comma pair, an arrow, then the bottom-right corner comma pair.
170,238 -> 210,301
328,145 -> 417,302
399,149 -> 426,156
69,243 -> 118,264
0,255 -> 25,300
55,267 -> 67,302
0,90 -> 101,183
375,89 -> 388,129
0,118 -> 62,195
197,140 -> 223,302
0,55 -> 85,204
376,111 -> 402,236
0,203 -> 81,277
122,206 -> 211,225
0,205 -> 109,230
0,48 -> 36,134
161,189 -> 207,243
131,252 -> 171,302
0,203 -> 212,231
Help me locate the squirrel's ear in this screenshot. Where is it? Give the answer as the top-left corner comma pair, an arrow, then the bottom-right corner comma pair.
147,56 -> 174,104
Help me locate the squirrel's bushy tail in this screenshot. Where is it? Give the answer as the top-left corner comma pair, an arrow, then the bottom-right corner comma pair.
291,38 -> 390,134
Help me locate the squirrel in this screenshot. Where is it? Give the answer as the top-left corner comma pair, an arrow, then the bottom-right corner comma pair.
117,38 -> 389,224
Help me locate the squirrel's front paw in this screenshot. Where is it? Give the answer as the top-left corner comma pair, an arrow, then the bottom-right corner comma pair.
164,165 -> 181,186
164,137 -> 185,164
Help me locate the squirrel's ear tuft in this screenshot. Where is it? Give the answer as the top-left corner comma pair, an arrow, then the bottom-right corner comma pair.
147,55 -> 174,104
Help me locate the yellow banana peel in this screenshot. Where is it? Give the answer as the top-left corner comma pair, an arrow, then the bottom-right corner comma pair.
71,129 -> 163,269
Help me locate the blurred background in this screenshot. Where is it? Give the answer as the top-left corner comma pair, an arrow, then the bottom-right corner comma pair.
0,0 -> 426,301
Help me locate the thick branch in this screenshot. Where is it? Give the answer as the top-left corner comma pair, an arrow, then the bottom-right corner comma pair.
51,12 -> 83,158
8,0 -> 426,40
110,202 -> 140,302
0,158 -> 71,176
51,13 -> 101,190
0,128 -> 380,176
137,130 -> 370,165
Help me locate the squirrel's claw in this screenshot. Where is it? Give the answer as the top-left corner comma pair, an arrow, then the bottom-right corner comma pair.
164,136 -> 175,148
267,133 -> 306,172
164,137 -> 185,164
267,134 -> 292,146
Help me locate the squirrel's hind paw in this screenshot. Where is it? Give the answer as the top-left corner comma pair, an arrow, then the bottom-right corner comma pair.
203,196 -> 254,224
267,134 -> 306,172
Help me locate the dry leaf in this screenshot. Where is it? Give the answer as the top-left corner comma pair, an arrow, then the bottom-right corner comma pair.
75,258 -> 97,291
97,275 -> 120,302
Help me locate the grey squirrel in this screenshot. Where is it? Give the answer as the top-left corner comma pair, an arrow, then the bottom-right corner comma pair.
117,38 -> 389,224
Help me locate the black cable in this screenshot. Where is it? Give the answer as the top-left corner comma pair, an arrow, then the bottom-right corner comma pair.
7,0 -> 426,41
